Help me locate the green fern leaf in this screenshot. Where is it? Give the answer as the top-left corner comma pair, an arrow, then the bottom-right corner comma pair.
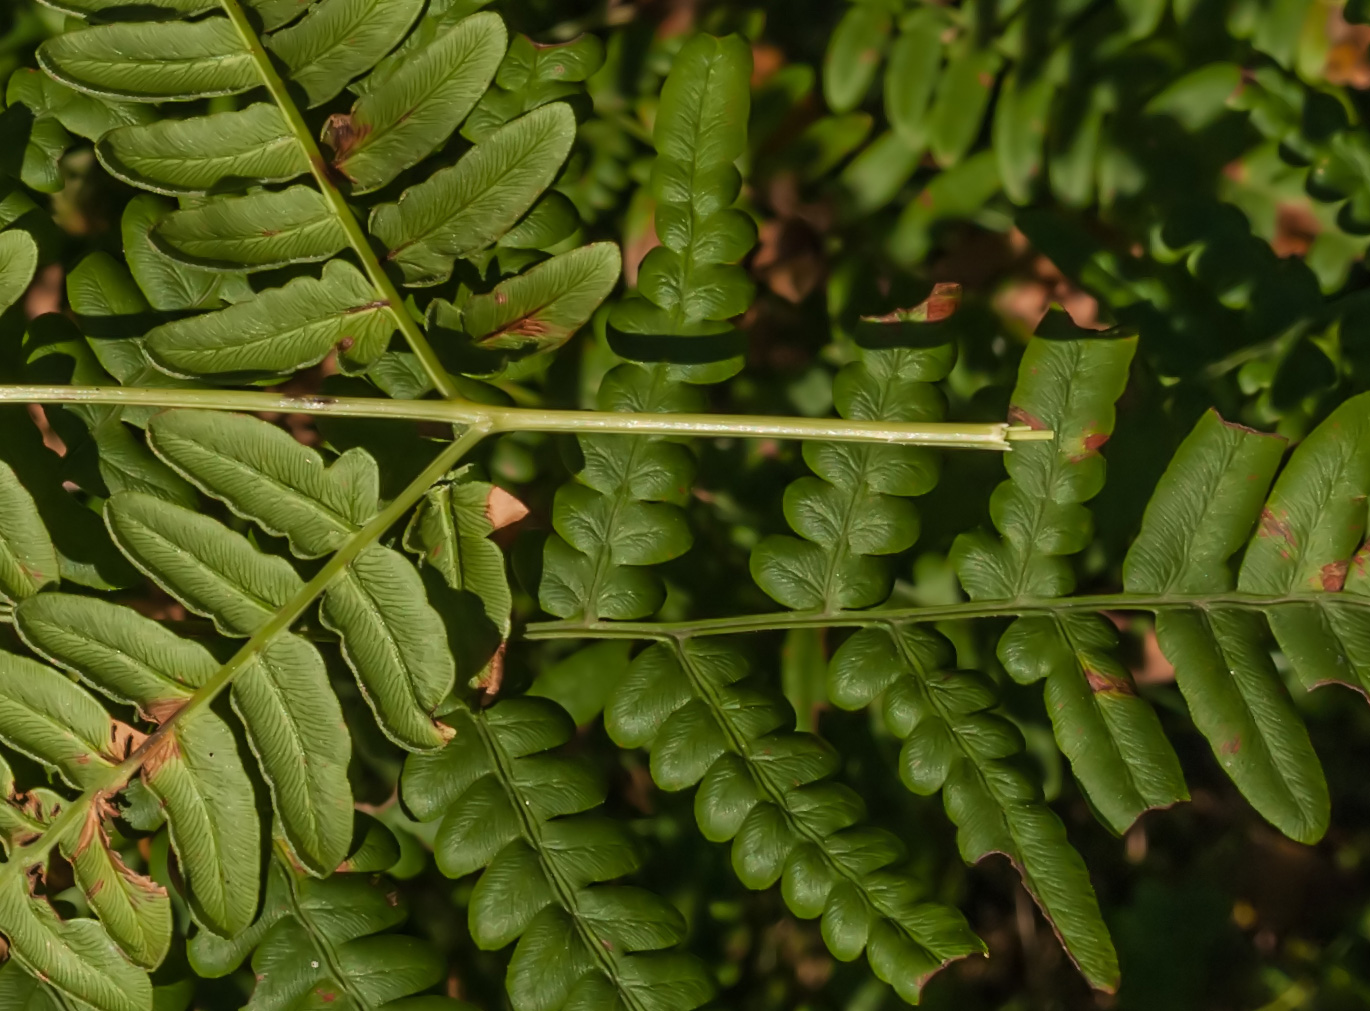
458,242 -> 622,354
884,8 -> 944,148
538,366 -> 700,621
7,67 -> 154,142
96,104 -> 308,196
0,872 -> 152,1011
460,33 -> 602,143
82,418 -> 199,508
0,962 -> 64,1011
752,341 -> 953,611
15,593 -> 205,711
404,465 -> 516,637
146,261 -> 394,380
122,195 -> 250,313
371,102 -> 577,286
10,590 -> 263,939
265,0 -> 426,108
324,10 -> 506,193
925,39 -> 1001,167
193,856 -> 477,1011
0,650 -> 119,789
60,806 -> 173,969
610,33 -> 753,349
151,186 -> 347,272
829,626 -> 1119,991
38,0 -> 209,12
37,20 -> 257,102
248,0 -> 321,31
142,710 -> 262,936
105,491 -> 302,635
320,545 -> 457,751
147,409 -> 377,557
0,228 -> 38,317
823,2 -> 892,114
0,460 -> 59,604
1237,393 -> 1370,694
1124,408 -> 1330,842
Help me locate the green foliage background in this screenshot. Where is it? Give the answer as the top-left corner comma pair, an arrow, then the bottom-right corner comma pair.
4,0 -> 1370,1009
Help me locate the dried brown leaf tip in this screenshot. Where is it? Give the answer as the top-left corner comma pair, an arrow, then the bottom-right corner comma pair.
474,641 -> 507,702
73,793 -> 121,859
860,282 -> 963,325
486,487 -> 530,532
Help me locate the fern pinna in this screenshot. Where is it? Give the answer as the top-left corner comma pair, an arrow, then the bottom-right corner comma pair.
0,0 -> 1363,1007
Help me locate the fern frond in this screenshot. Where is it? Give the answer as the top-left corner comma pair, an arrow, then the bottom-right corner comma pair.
539,31 -> 755,623
404,696 -> 716,1011
531,324 -> 1370,996
31,0 -> 612,401
750,299 -> 956,612
606,639 -> 985,1005
190,847 -> 477,1011
142,408 -> 458,751
830,626 -> 1119,990
950,323 -> 1188,833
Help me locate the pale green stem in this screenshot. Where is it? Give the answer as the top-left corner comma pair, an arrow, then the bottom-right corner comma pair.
0,423 -> 491,874
218,0 -> 462,402
1,385 -> 1051,450
521,591 -> 1370,640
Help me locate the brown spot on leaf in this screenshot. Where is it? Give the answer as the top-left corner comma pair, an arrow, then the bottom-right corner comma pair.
1220,736 -> 1242,755
1258,508 -> 1297,547
139,731 -> 182,780
486,486 -> 530,531
85,878 -> 104,900
321,114 -> 372,170
1319,560 -> 1350,592
1083,431 -> 1109,453
317,990 -> 337,1003
478,315 -> 558,348
142,697 -> 186,726
1084,668 -> 1136,697
343,299 -> 389,315
336,336 -> 355,353
260,229 -> 279,238
1007,405 -> 1047,430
